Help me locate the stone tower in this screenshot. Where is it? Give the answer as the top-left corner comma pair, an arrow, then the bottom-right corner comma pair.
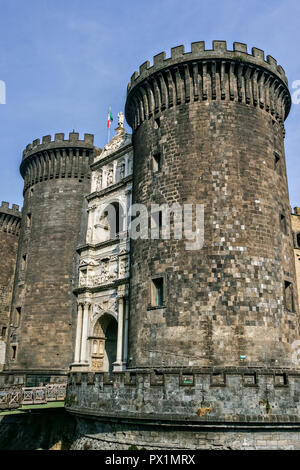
66,42 -> 300,449
125,41 -> 297,369
5,133 -> 94,385
0,202 -> 21,371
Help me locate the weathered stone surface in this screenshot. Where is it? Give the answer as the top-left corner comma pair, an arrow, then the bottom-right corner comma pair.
67,368 -> 300,449
125,43 -> 298,369
0,203 -> 21,370
291,208 -> 300,311
66,368 -> 300,422
5,135 -> 94,379
70,418 -> 300,450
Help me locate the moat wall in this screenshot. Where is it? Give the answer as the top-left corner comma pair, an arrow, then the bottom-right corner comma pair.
64,368 -> 300,449
0,409 -> 76,450
69,418 -> 300,450
1,408 -> 300,450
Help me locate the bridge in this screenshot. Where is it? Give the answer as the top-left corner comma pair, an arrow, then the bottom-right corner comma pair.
0,384 -> 66,411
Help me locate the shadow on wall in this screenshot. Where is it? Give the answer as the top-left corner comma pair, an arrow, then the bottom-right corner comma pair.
0,409 -> 76,450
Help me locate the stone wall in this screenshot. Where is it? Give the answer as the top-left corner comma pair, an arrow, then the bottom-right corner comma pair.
66,367 -> 300,421
0,203 -> 21,370
125,42 -> 298,369
5,134 -> 95,377
0,408 -> 76,450
66,367 -> 300,449
291,208 -> 300,310
70,418 -> 300,450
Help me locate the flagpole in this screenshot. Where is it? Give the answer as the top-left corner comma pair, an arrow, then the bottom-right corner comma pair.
108,106 -> 112,143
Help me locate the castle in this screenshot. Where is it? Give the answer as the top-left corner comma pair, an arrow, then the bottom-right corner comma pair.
1,40 -> 300,449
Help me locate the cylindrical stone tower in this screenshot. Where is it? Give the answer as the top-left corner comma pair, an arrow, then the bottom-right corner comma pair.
0,202 -> 21,371
5,133 -> 94,384
125,41 -> 297,369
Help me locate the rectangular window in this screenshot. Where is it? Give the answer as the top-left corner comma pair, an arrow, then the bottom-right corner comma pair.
274,152 -> 281,174
1,326 -> 7,338
151,277 -> 164,307
153,153 -> 161,173
284,281 -> 294,312
280,213 -> 287,235
11,345 -> 17,360
15,307 -> 21,327
26,213 -> 31,228
21,254 -> 27,271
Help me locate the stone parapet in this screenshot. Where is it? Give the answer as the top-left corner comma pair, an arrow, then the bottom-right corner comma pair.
66,367 -> 300,423
125,41 -> 291,130
20,133 -> 95,193
0,202 -> 21,235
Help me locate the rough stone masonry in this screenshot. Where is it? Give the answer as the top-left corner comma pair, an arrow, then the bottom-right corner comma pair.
1,40 -> 300,449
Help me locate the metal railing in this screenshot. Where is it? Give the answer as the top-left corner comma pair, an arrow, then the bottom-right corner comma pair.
0,384 -> 67,410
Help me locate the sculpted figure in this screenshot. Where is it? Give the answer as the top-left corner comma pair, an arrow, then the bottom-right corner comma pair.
107,168 -> 113,186
118,111 -> 124,128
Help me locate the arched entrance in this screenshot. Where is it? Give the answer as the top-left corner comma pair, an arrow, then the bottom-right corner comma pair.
89,313 -> 118,376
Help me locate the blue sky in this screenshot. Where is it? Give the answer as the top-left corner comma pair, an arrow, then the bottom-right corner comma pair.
0,0 -> 299,208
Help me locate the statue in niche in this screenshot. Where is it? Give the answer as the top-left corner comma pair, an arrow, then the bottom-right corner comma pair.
107,167 -> 113,186
119,161 -> 125,180
108,261 -> 118,280
80,269 -> 87,286
98,260 -> 109,283
119,257 -> 129,278
95,171 -> 102,191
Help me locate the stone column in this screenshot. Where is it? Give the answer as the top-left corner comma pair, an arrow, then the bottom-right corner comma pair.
74,303 -> 83,363
114,295 -> 125,371
123,298 -> 129,364
125,154 -> 129,178
80,302 -> 89,363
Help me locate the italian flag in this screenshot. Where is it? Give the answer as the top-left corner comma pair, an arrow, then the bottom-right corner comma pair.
107,107 -> 113,128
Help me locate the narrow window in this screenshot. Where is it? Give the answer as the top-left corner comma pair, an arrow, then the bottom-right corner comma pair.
154,117 -> 160,129
158,211 -> 163,237
15,307 -> 21,327
1,326 -> 7,338
11,345 -> 17,360
21,254 -> 27,270
280,213 -> 287,235
115,204 -> 120,235
151,277 -> 164,307
153,153 -> 161,173
274,152 -> 281,174
26,213 -> 31,228
284,281 -> 294,312
297,233 -> 300,248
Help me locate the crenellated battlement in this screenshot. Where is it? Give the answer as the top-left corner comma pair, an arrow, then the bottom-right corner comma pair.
20,132 -> 95,191
22,132 -> 94,160
125,41 -> 291,129
0,201 -> 21,216
0,202 -> 22,235
127,41 -> 288,90
66,367 -> 300,424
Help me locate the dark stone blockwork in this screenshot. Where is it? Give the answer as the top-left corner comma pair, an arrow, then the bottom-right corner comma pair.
1,41 -> 300,449
5,133 -> 95,380
125,40 -> 298,369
